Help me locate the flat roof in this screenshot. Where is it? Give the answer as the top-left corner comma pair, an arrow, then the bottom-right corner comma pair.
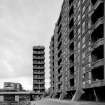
0,91 -> 36,95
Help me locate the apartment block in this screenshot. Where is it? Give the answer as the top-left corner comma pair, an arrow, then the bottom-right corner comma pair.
50,0 -> 105,101
33,46 -> 45,99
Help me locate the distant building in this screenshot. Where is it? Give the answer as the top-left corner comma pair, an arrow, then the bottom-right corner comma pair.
50,0 -> 105,101
33,46 -> 45,99
3,82 -> 23,92
0,82 -> 35,102
0,91 -> 35,102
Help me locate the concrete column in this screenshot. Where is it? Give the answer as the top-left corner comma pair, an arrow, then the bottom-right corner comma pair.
15,95 -> 19,102
0,96 -> 4,102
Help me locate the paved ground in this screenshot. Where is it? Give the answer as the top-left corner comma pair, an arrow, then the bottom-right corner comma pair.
31,98 -> 105,105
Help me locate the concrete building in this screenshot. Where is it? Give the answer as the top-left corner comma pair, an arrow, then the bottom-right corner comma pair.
33,46 -> 45,99
0,82 -> 35,102
3,82 -> 23,92
50,0 -> 105,101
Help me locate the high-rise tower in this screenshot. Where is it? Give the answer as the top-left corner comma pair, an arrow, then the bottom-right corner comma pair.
33,46 -> 45,99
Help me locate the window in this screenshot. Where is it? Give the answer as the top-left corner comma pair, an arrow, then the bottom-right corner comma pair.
82,44 -> 86,49
78,28 -> 81,34
78,21 -> 80,26
82,36 -> 85,43
78,1 -> 80,7
88,5 -> 91,12
78,56 -> 80,62
78,42 -> 80,49
82,52 -> 85,58
78,15 -> 81,21
82,14 -> 85,19
89,55 -> 91,62
82,6 -> 86,14
88,21 -> 91,29
82,67 -> 85,73
82,21 -> 85,34
89,72 -> 91,79
78,35 -> 81,39
82,0 -> 86,3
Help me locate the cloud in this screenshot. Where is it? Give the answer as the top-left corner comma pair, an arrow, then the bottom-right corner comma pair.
0,0 -> 63,90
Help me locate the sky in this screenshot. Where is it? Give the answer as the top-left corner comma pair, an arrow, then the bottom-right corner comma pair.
0,0 -> 63,90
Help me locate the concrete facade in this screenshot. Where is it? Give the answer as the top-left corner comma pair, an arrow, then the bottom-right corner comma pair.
50,0 -> 105,101
33,46 -> 45,99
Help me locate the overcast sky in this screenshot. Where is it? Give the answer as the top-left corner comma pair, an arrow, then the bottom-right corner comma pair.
0,0 -> 63,90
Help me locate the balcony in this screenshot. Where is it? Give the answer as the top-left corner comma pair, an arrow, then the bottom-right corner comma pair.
58,24 -> 62,34
70,78 -> 74,87
33,51 -> 45,54
58,32 -> 62,42
91,65 -> 104,82
69,0 -> 73,6
91,45 -> 104,63
58,41 -> 62,50
33,56 -> 45,60
70,66 -> 74,76
33,61 -> 44,65
69,18 -> 74,29
91,24 -> 104,44
91,3 -> 104,25
69,6 -> 74,17
33,76 -> 44,80
91,0 -> 97,5
57,15 -> 61,26
58,66 -> 62,74
33,66 -> 44,70
58,58 -> 62,66
33,71 -> 44,75
58,50 -> 62,58
69,54 -> 74,65
69,42 -> 74,53
69,30 -> 74,40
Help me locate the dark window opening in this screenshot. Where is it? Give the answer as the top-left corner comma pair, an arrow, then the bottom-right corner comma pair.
58,58 -> 62,66
58,41 -> 62,50
58,24 -> 61,34
58,33 -> 62,42
58,84 -> 61,90
69,42 -> 74,52
91,65 -> 104,81
69,6 -> 74,17
91,45 -> 104,62
91,0 -> 97,5
69,0 -> 73,6
33,54 -> 44,57
58,50 -> 62,58
91,3 -> 104,24
70,66 -> 74,75
69,30 -> 74,40
33,59 -> 44,62
69,18 -> 74,29
91,24 -> 104,43
58,75 -> 62,82
58,67 -> 62,74
70,78 -> 74,87
57,15 -> 61,26
69,54 -> 74,64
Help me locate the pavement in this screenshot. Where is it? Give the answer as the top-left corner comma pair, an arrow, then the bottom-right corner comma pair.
31,98 -> 105,105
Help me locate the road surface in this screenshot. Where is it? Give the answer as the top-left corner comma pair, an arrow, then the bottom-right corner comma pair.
31,98 -> 105,105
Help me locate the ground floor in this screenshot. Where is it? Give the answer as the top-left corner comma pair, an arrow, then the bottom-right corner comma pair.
51,86 -> 105,102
